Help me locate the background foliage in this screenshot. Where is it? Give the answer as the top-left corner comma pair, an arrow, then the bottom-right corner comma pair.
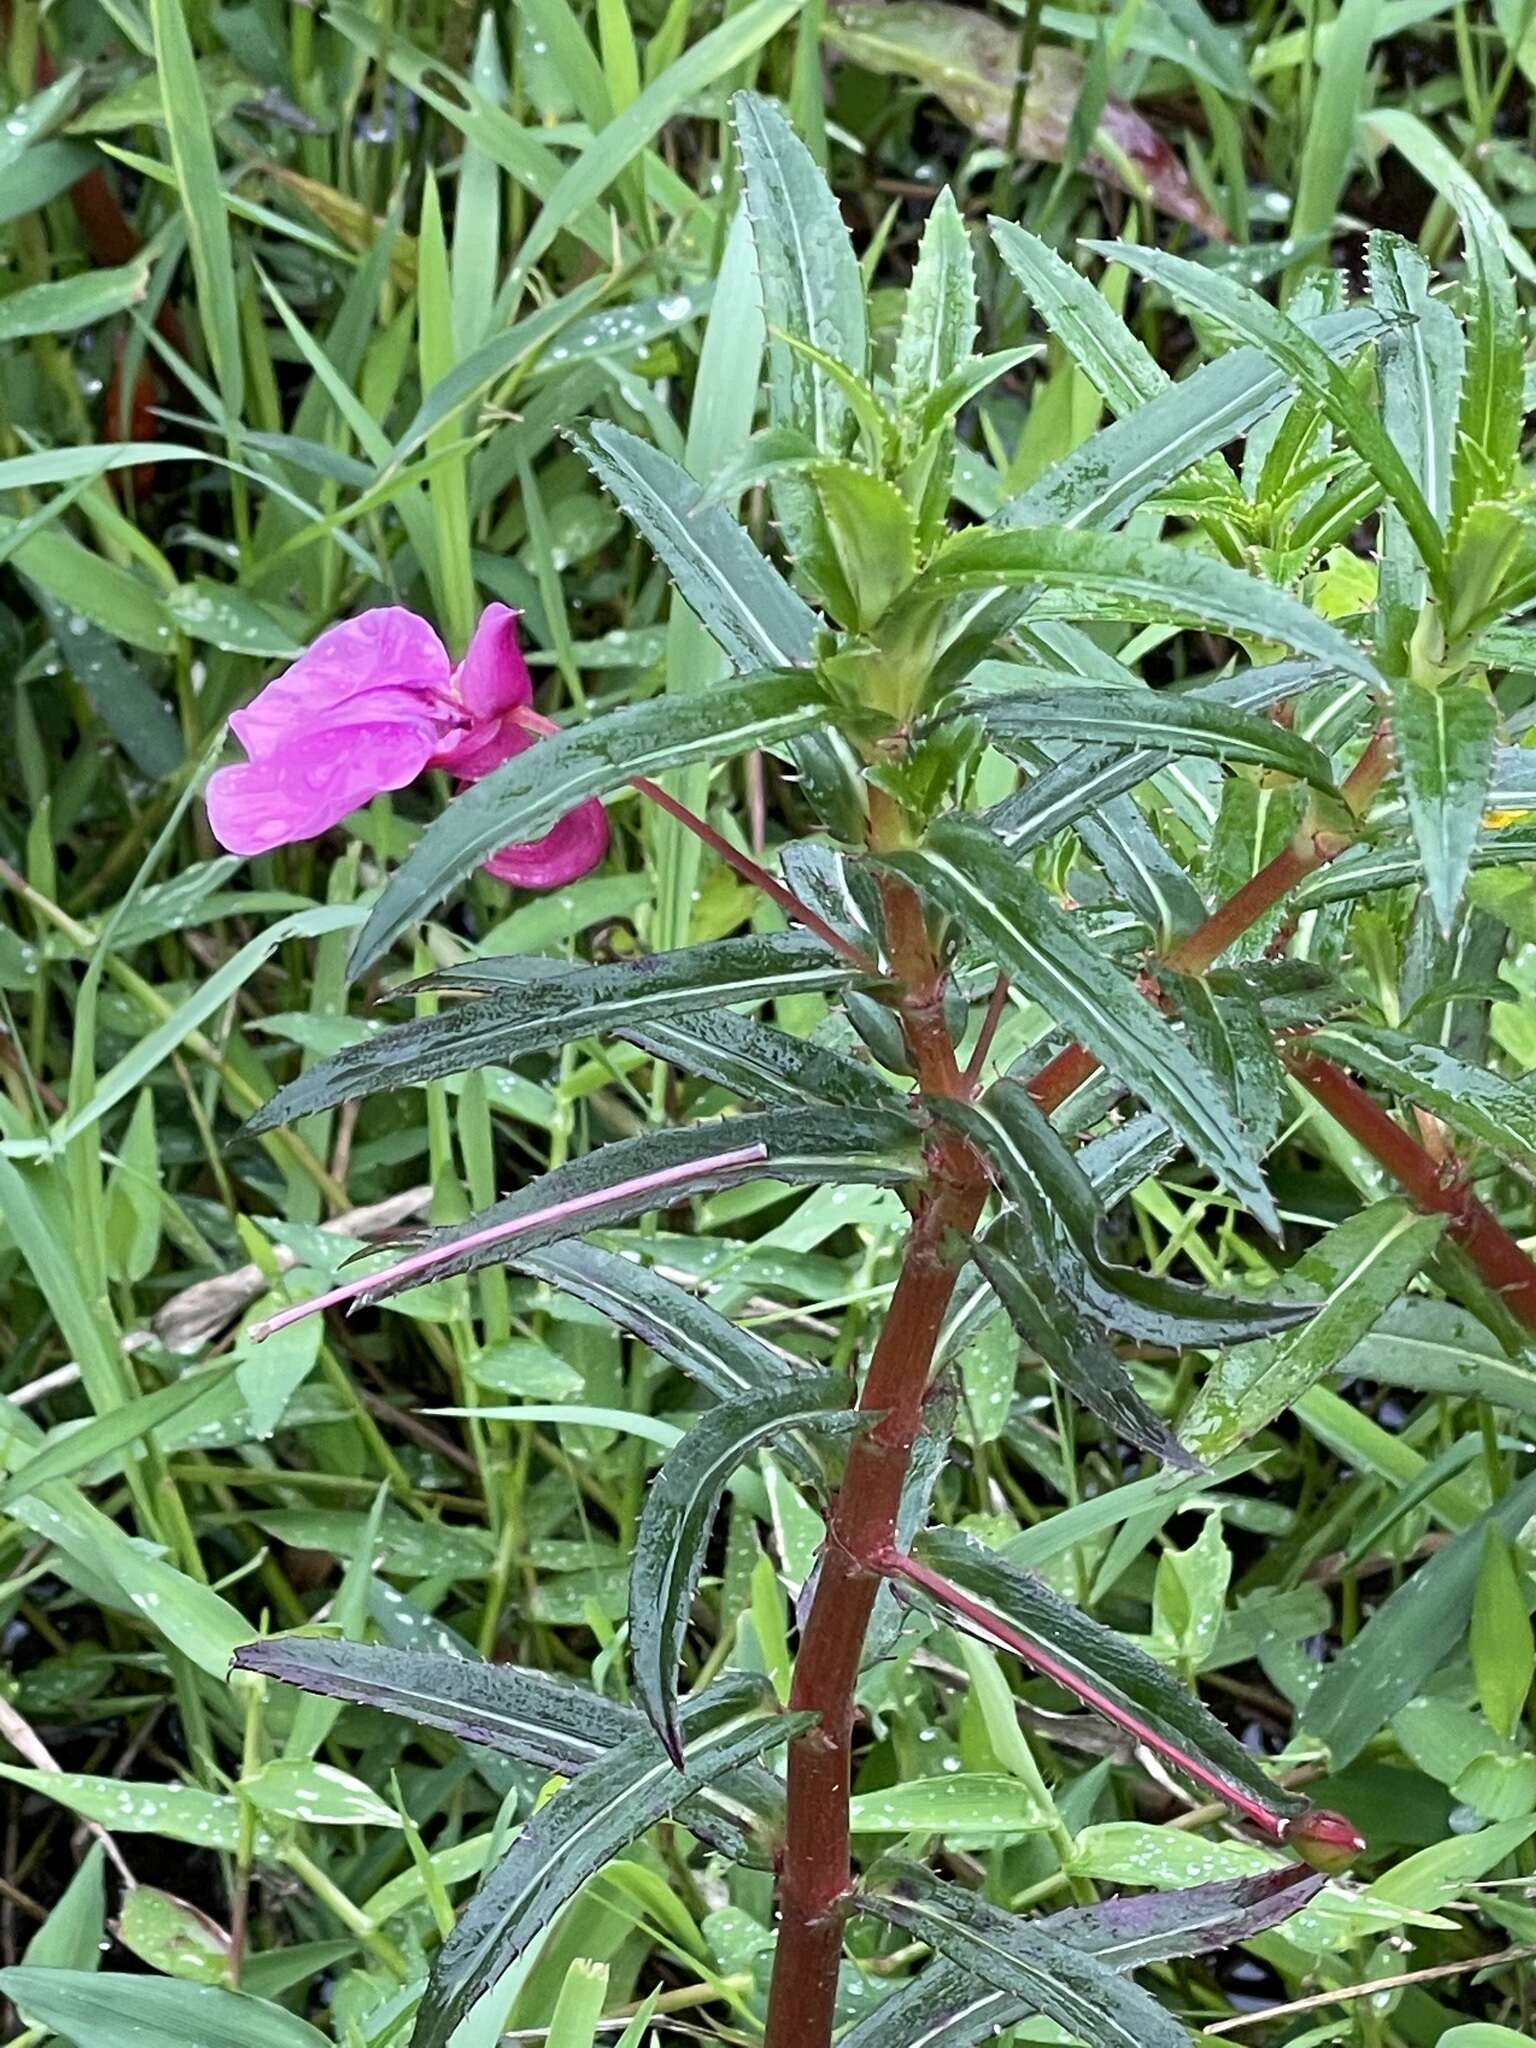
4,2 -> 1536,2045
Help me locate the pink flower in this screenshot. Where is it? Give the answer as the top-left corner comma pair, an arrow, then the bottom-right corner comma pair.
205,605 -> 609,890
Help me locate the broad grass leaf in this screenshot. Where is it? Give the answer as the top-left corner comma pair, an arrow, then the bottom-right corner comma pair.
1303,1468 -> 1536,1765
0,1971 -> 327,2048
1182,1201 -> 1445,1460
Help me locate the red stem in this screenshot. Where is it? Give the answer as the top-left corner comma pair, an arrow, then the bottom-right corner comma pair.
1288,1053 -> 1536,1332
762,853 -> 986,2048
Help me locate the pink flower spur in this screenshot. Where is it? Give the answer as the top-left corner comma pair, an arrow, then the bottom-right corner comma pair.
205,604 -> 609,889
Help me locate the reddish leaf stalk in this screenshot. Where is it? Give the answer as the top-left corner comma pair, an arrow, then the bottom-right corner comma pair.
246,1141 -> 770,1341
877,1547 -> 1292,1839
1015,727 -> 1536,1339
509,705 -> 874,972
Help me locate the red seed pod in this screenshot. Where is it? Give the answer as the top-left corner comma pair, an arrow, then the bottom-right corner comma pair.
1280,1807 -> 1366,1874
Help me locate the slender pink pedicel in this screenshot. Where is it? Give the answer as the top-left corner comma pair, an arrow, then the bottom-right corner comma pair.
206,605 -> 608,888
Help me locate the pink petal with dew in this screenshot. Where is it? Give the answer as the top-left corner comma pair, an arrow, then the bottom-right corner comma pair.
229,608 -> 452,760
206,715 -> 442,856
453,604 -> 532,722
483,798 -> 611,889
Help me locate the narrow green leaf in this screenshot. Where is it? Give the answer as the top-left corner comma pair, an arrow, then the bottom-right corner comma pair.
1450,180 -> 1524,520
572,422 -> 818,669
631,1375 -> 854,1753
1368,233 -> 1464,645
1309,1021 -> 1536,1165
250,933 -> 859,1130
968,684 -> 1339,793
895,186 -> 977,416
841,1867 -> 1322,2048
1088,238 -> 1446,585
734,89 -> 867,452
1182,1201 -> 1445,1461
1303,1469 -> 1536,1766
973,1213 -> 1196,1469
0,1366 -> 234,1510
348,1106 -> 924,1304
1390,677 -> 1497,934
1291,0 -> 1381,254
1471,1530 -> 1535,1742
411,1681 -> 810,2048
915,1526 -> 1308,1821
236,1636 -> 781,1861
510,1239 -> 805,1401
861,1862 -> 1188,2048
1002,311 -> 1381,535
973,1079 -> 1310,1347
915,525 -> 1380,685
619,1004 -> 902,1112
885,819 -> 1278,1230
148,0 -> 243,419
350,672 -> 829,973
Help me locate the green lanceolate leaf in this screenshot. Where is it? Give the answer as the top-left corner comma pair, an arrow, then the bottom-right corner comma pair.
1308,1022 -> 1536,1164
350,672 -> 829,972
884,819 -> 1278,1231
966,1079 -> 1311,1347
620,1004 -> 902,1111
1449,180 -> 1524,521
571,422 -> 818,670
250,932 -> 861,1130
349,1106 -> 925,1304
913,526 -> 1379,684
842,1866 -> 1323,2048
914,1526 -> 1308,1821
965,684 -> 1339,793
733,90 -> 867,453
235,1638 -> 783,1865
1001,311 -> 1381,535
1182,1200 -> 1447,1460
1161,970 -> 1289,1159
410,1678 -> 810,2048
1389,677 -> 1497,936
1088,239 -> 1446,587
236,1637 -> 636,1773
630,1375 -> 855,1755
510,1239 -> 804,1401
973,1212 -> 1197,1469
1368,233 -> 1464,643
860,1862 -> 1188,2048
1303,1469 -> 1536,1767
895,186 -> 978,417
0,1366 -> 234,1510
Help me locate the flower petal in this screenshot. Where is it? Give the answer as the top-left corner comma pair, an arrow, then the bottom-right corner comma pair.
483,798 -> 611,889
206,716 -> 441,856
230,609 -> 451,761
454,604 -> 532,722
